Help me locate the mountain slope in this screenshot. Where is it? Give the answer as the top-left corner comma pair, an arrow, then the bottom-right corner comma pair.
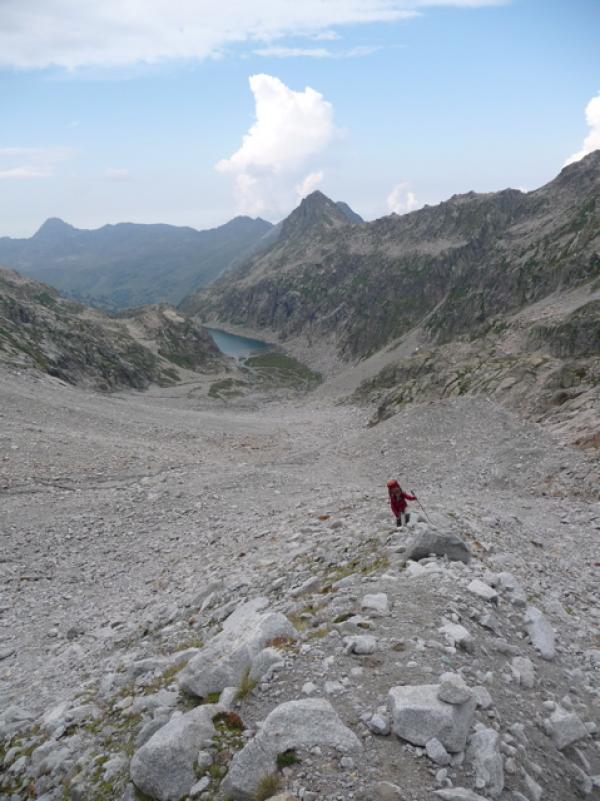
0,267 -> 226,390
182,153 -> 599,361
0,215 -> 272,311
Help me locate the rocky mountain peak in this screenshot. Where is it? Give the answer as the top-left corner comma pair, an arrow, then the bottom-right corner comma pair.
32,217 -> 76,241
280,191 -> 358,240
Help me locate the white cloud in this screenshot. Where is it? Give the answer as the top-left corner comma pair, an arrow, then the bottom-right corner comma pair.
216,74 -> 336,216
0,146 -> 73,180
296,171 -> 324,200
387,182 -> 420,214
0,166 -> 52,180
104,167 -> 131,180
564,92 -> 600,166
253,45 -> 380,59
0,1 -> 506,69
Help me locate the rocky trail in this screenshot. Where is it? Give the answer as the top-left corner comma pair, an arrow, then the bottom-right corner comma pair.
1,365 -> 599,801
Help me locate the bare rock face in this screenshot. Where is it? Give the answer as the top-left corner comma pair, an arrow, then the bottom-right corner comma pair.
130,705 -> 220,801
178,598 -> 296,698
222,698 -> 362,801
387,684 -> 476,753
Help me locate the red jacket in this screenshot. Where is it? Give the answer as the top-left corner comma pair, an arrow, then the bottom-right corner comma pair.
390,490 -> 416,517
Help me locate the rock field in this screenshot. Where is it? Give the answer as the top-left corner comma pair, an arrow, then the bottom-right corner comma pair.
1,364 -> 599,801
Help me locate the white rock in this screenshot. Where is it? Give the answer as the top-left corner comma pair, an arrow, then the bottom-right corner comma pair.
510,656 -> 535,689
467,580 -> 498,603
302,681 -> 317,695
524,606 -> 555,660
130,705 -> 219,801
178,598 -> 296,697
438,673 -> 473,705
426,737 -> 451,765
222,698 -> 361,800
439,622 -> 474,653
467,727 -> 504,798
388,684 -> 476,753
545,706 -> 589,750
344,634 -> 378,655
361,593 -> 390,615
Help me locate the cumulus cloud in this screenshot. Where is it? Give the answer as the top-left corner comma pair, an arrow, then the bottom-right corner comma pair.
564,92 -> 600,166
296,171 -> 324,200
0,146 -> 73,179
0,0 -> 505,69
387,182 -> 420,214
216,75 -> 336,216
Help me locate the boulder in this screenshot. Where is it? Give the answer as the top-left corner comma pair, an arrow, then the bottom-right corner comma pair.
545,706 -> 589,750
222,698 -> 361,800
467,727 -> 504,798
467,580 -> 498,603
439,622 -> 474,653
178,598 -> 296,697
438,673 -> 473,705
426,737 -> 451,765
361,593 -> 390,615
510,656 -> 535,689
523,606 -> 555,660
388,684 -> 476,753
402,530 -> 471,564
344,634 -> 378,655
130,705 -> 219,801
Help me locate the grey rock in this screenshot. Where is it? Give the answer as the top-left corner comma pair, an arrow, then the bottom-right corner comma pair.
524,771 -> 543,801
130,705 -> 219,801
388,684 -> 476,752
178,597 -> 296,697
426,737 -> 451,765
467,727 -> 504,798
435,790 -> 492,801
290,576 -> 321,597
438,673 -> 473,705
523,605 -> 555,660
249,647 -> 284,682
367,713 -> 391,736
402,530 -> 471,564
344,634 -> 378,655
222,698 -> 361,800
361,593 -> 390,615
510,657 -> 535,689
467,580 -> 498,603
374,782 -> 405,801
545,706 -> 589,750
472,686 -> 493,710
439,622 -> 474,652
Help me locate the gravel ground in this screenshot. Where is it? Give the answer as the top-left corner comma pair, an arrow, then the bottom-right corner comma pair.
1,365 -> 599,801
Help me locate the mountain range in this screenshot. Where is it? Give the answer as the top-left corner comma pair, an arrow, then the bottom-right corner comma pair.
0,215 -> 273,311
183,152 -> 600,448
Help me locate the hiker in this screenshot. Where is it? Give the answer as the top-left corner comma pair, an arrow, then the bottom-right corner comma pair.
387,480 -> 416,527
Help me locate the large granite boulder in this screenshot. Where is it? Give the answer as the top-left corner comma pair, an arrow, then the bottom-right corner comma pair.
388,684 -> 476,753
178,597 -> 296,698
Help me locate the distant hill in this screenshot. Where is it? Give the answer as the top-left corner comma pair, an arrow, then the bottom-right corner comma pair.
0,215 -> 272,311
0,267 -> 227,390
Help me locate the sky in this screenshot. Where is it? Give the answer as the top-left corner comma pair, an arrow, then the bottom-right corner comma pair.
0,0 -> 599,237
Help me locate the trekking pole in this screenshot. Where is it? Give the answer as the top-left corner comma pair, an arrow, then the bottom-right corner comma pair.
412,490 -> 432,525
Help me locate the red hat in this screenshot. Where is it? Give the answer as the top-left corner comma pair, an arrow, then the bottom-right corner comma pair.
387,479 -> 400,489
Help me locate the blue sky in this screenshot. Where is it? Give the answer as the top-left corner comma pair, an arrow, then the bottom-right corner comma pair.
0,0 -> 599,236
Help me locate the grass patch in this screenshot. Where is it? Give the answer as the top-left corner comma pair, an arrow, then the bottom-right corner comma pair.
253,773 -> 281,801
236,667 -> 258,700
276,749 -> 300,769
